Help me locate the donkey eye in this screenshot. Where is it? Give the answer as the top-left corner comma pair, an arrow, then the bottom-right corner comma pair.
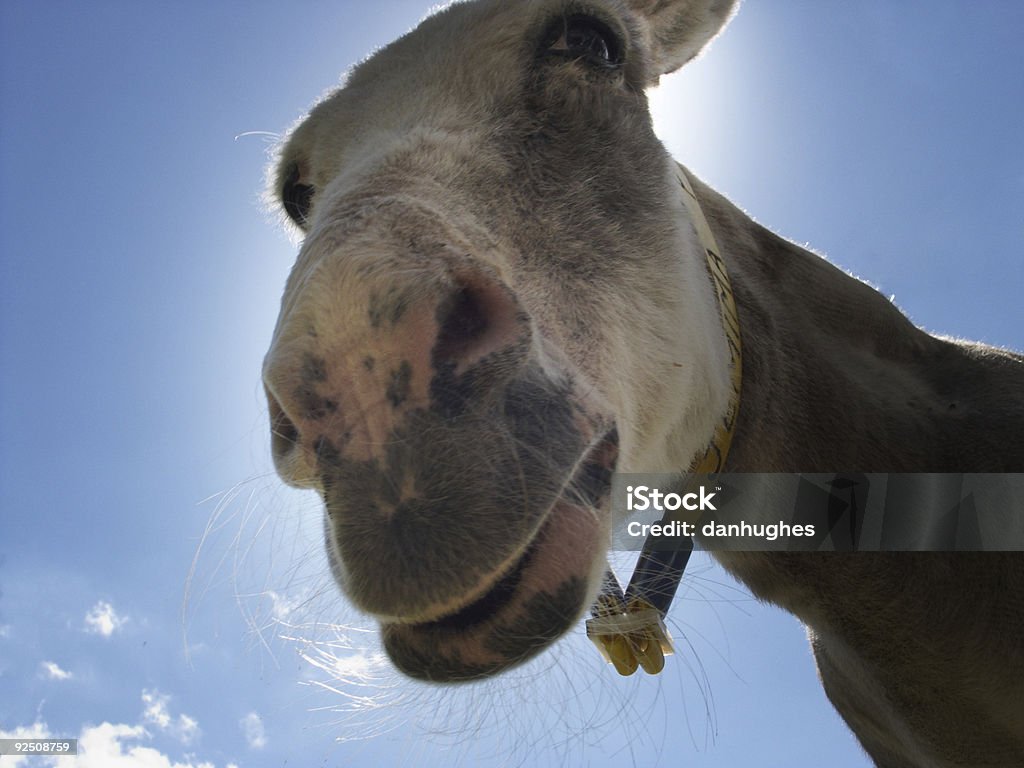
282,164 -> 314,227
543,14 -> 622,67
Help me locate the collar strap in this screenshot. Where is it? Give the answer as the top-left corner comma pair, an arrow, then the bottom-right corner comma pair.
586,164 -> 743,675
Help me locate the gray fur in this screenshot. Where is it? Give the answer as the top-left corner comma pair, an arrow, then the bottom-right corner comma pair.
262,1 -> 1024,765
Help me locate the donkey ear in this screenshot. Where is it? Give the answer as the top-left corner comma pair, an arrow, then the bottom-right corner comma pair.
626,0 -> 738,79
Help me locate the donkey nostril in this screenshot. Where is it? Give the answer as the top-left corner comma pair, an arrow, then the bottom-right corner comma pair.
435,286 -> 489,366
264,381 -> 324,490
431,274 -> 527,374
268,394 -> 300,460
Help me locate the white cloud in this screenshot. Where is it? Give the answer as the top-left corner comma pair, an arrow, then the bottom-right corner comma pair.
72,722 -> 214,768
239,711 -> 266,750
141,690 -> 200,746
327,650 -> 388,681
1,720 -> 226,768
142,690 -> 172,729
83,601 -> 128,637
176,714 -> 200,747
40,660 -> 73,681
0,623 -> 11,639
267,590 -> 302,620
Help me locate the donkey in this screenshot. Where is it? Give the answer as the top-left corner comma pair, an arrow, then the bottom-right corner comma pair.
261,1 -> 1024,765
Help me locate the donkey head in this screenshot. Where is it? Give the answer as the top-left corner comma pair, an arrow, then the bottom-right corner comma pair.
263,0 -> 736,681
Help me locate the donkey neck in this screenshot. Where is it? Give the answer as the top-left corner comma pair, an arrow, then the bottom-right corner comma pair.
687,173 -> 1024,475
679,172 -> 1024,768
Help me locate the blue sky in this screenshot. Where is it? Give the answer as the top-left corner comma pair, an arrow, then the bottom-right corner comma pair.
0,2 -> 1020,767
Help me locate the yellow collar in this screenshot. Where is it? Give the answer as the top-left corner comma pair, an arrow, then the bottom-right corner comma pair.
585,164 -> 743,676
675,163 -> 743,477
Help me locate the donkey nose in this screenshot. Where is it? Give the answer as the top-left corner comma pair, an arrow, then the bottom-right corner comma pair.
263,268 -> 530,488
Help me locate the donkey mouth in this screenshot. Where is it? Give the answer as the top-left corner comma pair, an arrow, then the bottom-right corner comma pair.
380,428 -> 618,682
